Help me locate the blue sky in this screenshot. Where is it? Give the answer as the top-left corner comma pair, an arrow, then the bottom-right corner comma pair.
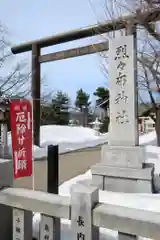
0,0 -> 107,104
1,0 -> 159,104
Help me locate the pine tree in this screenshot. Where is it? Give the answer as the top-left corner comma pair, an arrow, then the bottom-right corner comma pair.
75,88 -> 91,111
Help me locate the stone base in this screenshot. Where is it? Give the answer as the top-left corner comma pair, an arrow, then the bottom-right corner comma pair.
101,145 -> 145,169
0,159 -> 13,187
91,163 -> 154,193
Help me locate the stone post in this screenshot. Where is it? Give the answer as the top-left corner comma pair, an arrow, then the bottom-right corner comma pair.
91,25 -> 154,193
1,123 -> 8,157
71,183 -> 99,240
0,159 -> 13,239
13,208 -> 32,240
40,215 -> 54,240
0,160 -> 13,239
0,159 -> 33,240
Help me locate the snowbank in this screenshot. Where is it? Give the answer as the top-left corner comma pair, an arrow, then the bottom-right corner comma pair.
7,125 -> 159,159
31,128 -> 159,160
33,168 -> 158,240
8,125 -> 108,158
32,129 -> 160,239
37,125 -> 108,154
139,132 -> 160,173
140,131 -> 157,146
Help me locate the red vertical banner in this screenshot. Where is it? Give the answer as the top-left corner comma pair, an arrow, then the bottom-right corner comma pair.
10,99 -> 32,179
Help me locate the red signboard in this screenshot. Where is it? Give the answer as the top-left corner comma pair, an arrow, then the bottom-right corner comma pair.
10,100 -> 32,179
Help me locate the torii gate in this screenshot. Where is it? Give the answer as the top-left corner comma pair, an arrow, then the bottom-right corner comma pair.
11,7 -> 160,146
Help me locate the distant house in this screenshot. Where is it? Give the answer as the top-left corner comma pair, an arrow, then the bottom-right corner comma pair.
94,102 -> 157,133
69,110 -> 94,127
138,104 -> 158,133
94,107 -> 107,121
69,111 -> 85,126
138,116 -> 155,133
94,99 -> 109,121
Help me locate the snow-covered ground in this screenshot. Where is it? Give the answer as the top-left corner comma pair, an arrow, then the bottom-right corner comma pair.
34,170 -> 160,240
33,169 -> 160,240
140,131 -> 157,146
32,128 -> 160,240
7,125 -> 108,158
8,125 -> 159,160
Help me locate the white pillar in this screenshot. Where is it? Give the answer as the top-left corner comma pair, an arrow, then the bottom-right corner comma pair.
1,124 -> 8,157
71,183 -> 99,240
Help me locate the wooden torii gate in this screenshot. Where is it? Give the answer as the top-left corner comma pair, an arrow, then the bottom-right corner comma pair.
11,7 -> 160,146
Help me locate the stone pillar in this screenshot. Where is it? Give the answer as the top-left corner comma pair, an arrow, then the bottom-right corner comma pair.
0,159 -> 32,240
91,26 -> 154,193
40,215 -> 55,240
1,124 -> 8,157
13,208 -> 32,240
71,183 -> 99,240
109,24 -> 138,146
0,159 -> 13,239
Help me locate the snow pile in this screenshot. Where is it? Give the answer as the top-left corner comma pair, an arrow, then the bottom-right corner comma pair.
139,132 -> 160,173
40,125 -> 101,143
32,130 -> 160,239
38,125 -> 108,153
140,131 -> 157,146
8,125 -> 158,159
8,125 -> 108,158
33,168 -> 159,240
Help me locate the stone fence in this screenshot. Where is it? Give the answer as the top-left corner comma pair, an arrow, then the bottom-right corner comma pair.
0,184 -> 160,240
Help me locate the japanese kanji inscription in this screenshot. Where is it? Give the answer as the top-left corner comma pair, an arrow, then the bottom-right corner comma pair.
108,35 -> 138,146
10,100 -> 32,179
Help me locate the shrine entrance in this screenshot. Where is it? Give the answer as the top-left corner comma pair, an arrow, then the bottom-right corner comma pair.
11,7 -> 160,146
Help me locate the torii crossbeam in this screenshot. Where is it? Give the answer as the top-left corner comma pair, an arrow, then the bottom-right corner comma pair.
11,7 -> 160,146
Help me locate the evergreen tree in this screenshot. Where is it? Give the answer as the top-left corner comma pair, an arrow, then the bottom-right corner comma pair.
41,90 -> 70,125
75,88 -> 91,112
41,104 -> 54,125
93,87 -> 110,110
51,91 -> 69,125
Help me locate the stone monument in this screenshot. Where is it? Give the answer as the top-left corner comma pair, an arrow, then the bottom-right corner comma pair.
91,34 -> 154,193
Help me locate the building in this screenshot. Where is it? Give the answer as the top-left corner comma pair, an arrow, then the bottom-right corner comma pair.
138,103 -> 158,134
138,116 -> 155,133
94,99 -> 109,121
69,110 -> 94,127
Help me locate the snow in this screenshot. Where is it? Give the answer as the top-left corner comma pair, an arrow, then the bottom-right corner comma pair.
37,125 -> 108,154
31,128 -> 160,240
140,131 -> 157,146
33,168 -> 158,240
7,125 -> 108,158
139,132 -> 160,174
7,125 -> 159,160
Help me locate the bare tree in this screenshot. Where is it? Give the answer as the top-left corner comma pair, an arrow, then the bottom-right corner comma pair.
0,21 -> 52,102
89,0 -> 160,145
0,22 -> 32,98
